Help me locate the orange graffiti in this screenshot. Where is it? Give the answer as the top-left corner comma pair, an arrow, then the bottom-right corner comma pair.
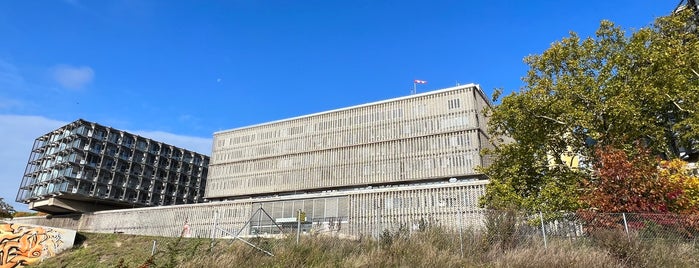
0,223 -> 64,268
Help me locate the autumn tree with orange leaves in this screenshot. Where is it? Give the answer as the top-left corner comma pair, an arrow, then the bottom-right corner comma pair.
580,146 -> 699,214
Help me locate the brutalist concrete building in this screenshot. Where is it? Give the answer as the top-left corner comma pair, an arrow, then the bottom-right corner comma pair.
16,119 -> 209,214
206,84 -> 492,236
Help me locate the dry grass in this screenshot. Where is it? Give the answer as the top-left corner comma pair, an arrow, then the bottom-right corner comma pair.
489,239 -> 623,268
36,226 -> 699,268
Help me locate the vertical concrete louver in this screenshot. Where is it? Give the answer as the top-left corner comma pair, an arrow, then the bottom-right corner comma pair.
199,84 -> 493,237
207,84 -> 492,199
16,119 -> 209,214
9,181 -> 488,238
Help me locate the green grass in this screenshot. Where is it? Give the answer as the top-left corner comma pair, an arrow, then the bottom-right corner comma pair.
36,227 -> 699,268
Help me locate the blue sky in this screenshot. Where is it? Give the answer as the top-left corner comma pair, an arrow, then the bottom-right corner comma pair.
0,0 -> 676,211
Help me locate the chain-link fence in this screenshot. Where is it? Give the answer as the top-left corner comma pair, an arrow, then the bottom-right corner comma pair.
457,211 -> 699,251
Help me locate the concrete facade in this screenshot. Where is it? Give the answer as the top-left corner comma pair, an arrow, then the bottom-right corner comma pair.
9,180 -> 488,239
16,119 -> 209,214
207,84 -> 491,199
200,84 -> 492,236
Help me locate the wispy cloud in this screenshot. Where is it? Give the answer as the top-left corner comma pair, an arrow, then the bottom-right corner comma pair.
51,64 -> 94,90
64,0 -> 80,7
0,115 -> 66,211
0,59 -> 24,90
132,130 -> 212,155
63,0 -> 89,10
0,115 -> 212,211
0,60 -> 27,112
0,97 -> 23,110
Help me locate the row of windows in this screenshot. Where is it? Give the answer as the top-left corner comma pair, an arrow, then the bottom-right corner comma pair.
351,185 -> 483,212
20,178 -> 203,204
36,121 -> 203,162
206,153 -> 481,198
214,86 -> 482,150
210,132 -> 480,178
213,114 -> 479,164
254,197 -> 349,223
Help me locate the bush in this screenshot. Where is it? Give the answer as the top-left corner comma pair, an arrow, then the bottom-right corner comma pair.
483,210 -> 523,251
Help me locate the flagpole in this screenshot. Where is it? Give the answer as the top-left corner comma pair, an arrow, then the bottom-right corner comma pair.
413,79 -> 426,94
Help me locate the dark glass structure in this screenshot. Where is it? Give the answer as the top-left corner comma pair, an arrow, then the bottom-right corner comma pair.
16,119 -> 209,214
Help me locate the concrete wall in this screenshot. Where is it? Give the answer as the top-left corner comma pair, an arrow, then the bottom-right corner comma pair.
10,180 -> 488,239
348,181 -> 487,237
0,222 -> 76,267
10,201 -> 251,238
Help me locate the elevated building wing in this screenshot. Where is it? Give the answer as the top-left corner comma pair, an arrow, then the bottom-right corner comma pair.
16,119 -> 209,214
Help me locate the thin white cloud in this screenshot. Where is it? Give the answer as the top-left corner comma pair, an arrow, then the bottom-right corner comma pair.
132,130 -> 212,155
51,64 -> 94,90
0,60 -> 33,112
0,59 -> 24,90
63,0 -> 86,9
0,115 -> 212,212
0,115 -> 67,212
0,97 -> 23,110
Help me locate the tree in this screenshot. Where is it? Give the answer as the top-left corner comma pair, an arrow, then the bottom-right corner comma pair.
657,158 -> 699,213
481,10 -> 699,212
581,145 -> 684,213
0,198 -> 16,218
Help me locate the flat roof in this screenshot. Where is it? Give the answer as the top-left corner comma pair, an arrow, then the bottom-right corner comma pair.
215,83 -> 482,135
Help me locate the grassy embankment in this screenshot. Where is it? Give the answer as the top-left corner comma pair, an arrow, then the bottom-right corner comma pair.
36,225 -> 699,268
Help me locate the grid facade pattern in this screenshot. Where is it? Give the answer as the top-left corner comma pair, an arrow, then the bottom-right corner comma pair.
347,182 -> 486,237
207,84 -> 491,199
83,201 -> 252,237
9,181 -> 488,239
251,196 -> 349,235
16,119 -> 209,212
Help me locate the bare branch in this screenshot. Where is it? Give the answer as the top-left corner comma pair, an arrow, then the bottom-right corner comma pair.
534,115 -> 567,125
665,93 -> 695,114
691,68 -> 699,78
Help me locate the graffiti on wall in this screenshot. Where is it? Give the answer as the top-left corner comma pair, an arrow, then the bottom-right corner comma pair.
0,222 -> 76,268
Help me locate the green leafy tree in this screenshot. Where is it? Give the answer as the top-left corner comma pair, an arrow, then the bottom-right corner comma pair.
481,10 -> 699,212
0,198 -> 16,218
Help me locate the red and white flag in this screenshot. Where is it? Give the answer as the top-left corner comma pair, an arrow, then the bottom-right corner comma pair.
414,79 -> 427,84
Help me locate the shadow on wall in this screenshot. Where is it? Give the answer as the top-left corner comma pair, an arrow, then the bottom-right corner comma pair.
0,222 -> 77,267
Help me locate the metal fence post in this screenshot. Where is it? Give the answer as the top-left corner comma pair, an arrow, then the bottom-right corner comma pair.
296,209 -> 301,245
622,212 -> 630,241
210,210 -> 219,239
210,210 -> 219,249
539,211 -> 547,249
151,240 -> 157,256
458,210 -> 464,258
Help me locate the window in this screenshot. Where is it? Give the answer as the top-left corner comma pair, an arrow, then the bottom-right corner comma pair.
414,104 -> 427,116
439,116 -> 468,129
448,98 -> 461,109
